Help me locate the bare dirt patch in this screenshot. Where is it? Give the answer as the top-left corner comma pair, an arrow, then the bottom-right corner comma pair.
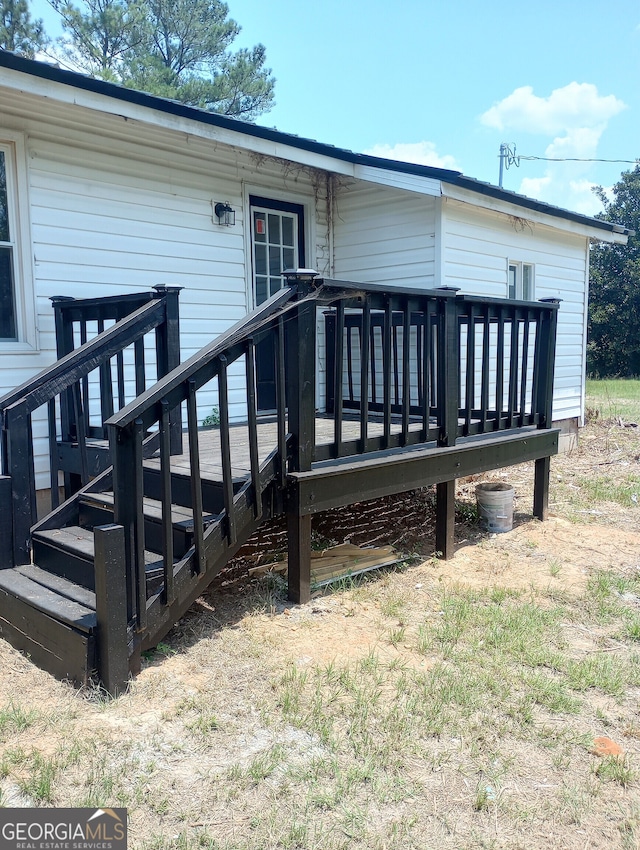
1,419 -> 640,849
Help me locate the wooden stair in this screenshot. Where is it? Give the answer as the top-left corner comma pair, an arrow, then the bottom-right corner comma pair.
0,460 -> 269,690
0,564 -> 97,686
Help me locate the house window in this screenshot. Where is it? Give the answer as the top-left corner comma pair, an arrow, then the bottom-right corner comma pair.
0,135 -> 36,349
508,262 -> 534,301
0,148 -> 17,340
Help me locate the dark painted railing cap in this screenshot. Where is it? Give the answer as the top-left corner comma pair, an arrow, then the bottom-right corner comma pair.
153,284 -> 184,293
282,268 -> 319,281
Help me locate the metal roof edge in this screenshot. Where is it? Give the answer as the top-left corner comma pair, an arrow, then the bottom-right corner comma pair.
0,50 -> 631,237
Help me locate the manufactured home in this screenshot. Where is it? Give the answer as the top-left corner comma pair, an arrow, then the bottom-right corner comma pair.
0,51 -> 629,692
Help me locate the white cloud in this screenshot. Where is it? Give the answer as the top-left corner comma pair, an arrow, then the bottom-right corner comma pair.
481,82 -> 625,135
518,171 -> 604,216
364,141 -> 458,171
482,83 -> 625,217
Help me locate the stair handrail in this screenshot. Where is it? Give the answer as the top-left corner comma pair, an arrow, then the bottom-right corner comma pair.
0,289 -> 182,567
0,298 -> 167,417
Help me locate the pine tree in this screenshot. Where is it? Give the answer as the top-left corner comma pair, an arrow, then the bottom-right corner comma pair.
0,0 -> 48,57
53,0 -> 275,119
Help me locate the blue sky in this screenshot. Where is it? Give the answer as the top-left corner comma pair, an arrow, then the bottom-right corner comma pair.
30,0 -> 640,216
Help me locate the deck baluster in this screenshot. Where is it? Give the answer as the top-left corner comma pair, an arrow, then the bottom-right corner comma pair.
72,382 -> 89,485
47,398 -> 60,510
359,301 -> 370,453
401,299 -> 411,444
276,316 -> 287,489
519,311 -> 531,425
480,307 -> 491,433
508,309 -> 520,428
159,398 -> 174,604
382,297 -> 392,448
134,337 -> 146,397
186,379 -> 205,574
218,355 -> 236,545
116,351 -> 126,409
496,308 -> 505,429
245,338 -> 262,519
132,418 -> 146,631
333,301 -> 345,457
80,320 -> 89,437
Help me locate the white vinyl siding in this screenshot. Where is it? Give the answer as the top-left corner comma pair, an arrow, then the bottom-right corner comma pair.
333,183 -> 437,287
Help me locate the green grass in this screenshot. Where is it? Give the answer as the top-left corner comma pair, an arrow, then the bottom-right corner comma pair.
585,378 -> 640,422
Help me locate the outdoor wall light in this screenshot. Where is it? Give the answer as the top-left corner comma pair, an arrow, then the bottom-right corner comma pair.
214,202 -> 235,226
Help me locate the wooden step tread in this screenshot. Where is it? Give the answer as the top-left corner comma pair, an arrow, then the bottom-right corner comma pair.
33,526 -> 166,571
16,564 -> 96,610
80,492 -> 218,529
0,567 -> 96,633
32,526 -> 96,560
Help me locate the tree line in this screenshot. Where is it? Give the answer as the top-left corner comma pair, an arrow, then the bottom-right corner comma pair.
588,165 -> 640,378
0,0 -> 274,119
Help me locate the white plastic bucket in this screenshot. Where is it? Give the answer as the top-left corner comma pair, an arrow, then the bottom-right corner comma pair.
475,483 -> 515,533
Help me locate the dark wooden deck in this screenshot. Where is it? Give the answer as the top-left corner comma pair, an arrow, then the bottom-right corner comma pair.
0,275 -> 561,694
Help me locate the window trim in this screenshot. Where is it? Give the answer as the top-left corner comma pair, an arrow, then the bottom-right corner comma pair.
0,130 -> 37,352
508,260 -> 534,301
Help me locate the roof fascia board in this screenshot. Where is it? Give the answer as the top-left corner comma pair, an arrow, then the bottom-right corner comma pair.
441,183 -> 629,244
352,163 -> 441,196
0,65 -> 358,177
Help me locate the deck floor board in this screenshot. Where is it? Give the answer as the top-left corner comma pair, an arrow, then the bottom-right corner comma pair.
144,415 -> 425,483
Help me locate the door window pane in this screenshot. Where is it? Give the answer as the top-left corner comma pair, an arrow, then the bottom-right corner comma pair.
255,276 -> 268,305
269,245 -> 281,277
0,152 -> 8,243
283,247 -> 294,271
267,214 -> 280,245
254,244 -> 267,276
282,216 -> 294,247
253,211 -> 266,242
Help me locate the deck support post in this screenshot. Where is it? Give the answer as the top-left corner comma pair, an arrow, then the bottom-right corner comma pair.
533,456 -> 550,521
284,271 -> 317,606
94,523 -> 130,697
434,289 -> 461,560
287,486 -> 311,605
0,476 -> 13,568
435,480 -> 456,559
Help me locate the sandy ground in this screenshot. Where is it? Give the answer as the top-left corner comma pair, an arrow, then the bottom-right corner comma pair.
0,419 -> 639,849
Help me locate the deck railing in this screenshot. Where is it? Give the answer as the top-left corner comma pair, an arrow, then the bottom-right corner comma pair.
323,283 -> 559,453
103,274 -> 559,640
0,287 -> 181,565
